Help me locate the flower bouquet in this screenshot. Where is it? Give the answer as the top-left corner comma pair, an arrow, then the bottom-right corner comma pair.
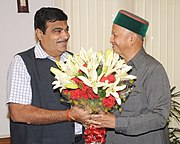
50,48 -> 136,144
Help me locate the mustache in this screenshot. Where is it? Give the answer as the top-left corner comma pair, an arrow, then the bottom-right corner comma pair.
57,39 -> 69,43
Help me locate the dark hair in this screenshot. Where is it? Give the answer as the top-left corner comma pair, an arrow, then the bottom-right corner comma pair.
34,7 -> 68,34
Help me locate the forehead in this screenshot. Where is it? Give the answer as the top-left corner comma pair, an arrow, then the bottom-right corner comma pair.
112,24 -> 122,33
112,24 -> 128,34
46,20 -> 68,29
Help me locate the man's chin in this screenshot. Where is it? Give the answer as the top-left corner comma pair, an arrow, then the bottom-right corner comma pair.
112,47 -> 117,52
58,46 -> 67,53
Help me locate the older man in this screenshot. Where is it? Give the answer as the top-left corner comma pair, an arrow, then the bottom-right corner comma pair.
92,10 -> 171,144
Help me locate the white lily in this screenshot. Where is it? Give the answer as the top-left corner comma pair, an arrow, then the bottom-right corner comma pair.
98,49 -> 113,79
77,52 -> 106,94
123,75 -> 137,80
55,55 -> 82,78
105,77 -> 127,105
121,64 -> 132,73
79,47 -> 95,63
50,67 -> 78,91
104,53 -> 122,77
78,75 -> 106,94
50,67 -> 62,76
73,54 -> 85,68
99,50 -> 123,80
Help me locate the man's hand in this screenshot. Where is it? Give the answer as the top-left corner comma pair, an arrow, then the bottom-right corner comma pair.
69,106 -> 101,126
69,106 -> 90,124
91,112 -> 116,129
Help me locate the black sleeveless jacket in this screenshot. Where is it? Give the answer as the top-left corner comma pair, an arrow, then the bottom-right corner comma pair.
10,47 -> 75,144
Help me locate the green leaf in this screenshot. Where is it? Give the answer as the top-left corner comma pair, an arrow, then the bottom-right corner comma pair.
98,88 -> 106,98
168,86 -> 180,143
97,65 -> 103,76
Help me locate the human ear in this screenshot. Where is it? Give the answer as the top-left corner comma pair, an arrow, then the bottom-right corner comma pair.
129,33 -> 138,45
35,29 -> 43,41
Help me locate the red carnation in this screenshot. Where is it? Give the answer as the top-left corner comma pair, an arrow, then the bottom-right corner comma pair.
70,89 -> 83,99
63,89 -> 69,95
86,87 -> 100,100
100,74 -> 116,83
102,95 -> 116,108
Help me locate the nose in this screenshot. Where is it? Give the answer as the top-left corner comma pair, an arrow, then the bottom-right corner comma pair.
61,30 -> 70,39
110,35 -> 114,43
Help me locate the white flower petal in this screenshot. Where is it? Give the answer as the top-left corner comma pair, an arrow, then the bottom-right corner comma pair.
115,85 -> 126,91
124,75 -> 137,80
78,76 -> 92,87
110,92 -> 121,105
115,97 -> 122,105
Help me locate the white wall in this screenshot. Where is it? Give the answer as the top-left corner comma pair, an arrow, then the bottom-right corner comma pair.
0,0 -> 54,138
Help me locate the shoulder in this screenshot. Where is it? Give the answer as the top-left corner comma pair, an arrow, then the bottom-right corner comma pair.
142,54 -> 169,82
135,51 -> 168,80
144,54 -> 165,71
18,47 -> 35,57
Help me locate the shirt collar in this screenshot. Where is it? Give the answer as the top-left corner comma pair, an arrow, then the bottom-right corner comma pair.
127,48 -> 147,70
34,42 -> 70,62
34,43 -> 49,59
